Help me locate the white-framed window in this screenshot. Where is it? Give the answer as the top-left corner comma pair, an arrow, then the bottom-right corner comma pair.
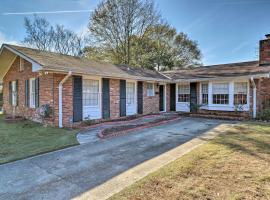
212,83 -> 229,105
29,78 -> 36,108
83,79 -> 99,107
126,82 -> 135,105
19,57 -> 24,71
234,82 -> 248,105
201,83 -> 208,104
11,81 -> 17,106
178,84 -> 190,102
147,83 -> 155,96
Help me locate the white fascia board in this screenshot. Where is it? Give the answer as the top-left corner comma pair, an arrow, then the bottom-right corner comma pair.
173,73 -> 270,83
2,45 -> 42,72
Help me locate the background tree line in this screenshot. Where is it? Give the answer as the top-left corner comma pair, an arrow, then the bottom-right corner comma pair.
23,0 -> 202,70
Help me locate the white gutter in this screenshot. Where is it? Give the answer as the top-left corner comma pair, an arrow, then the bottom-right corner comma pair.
250,77 -> 257,119
59,71 -> 72,128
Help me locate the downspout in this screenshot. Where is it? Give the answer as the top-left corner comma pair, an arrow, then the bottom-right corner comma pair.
250,77 -> 257,119
59,71 -> 72,128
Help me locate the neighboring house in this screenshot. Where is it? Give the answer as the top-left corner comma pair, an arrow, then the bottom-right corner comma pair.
0,34 -> 270,127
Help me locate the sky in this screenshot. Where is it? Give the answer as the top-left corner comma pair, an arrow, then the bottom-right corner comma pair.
0,0 -> 269,65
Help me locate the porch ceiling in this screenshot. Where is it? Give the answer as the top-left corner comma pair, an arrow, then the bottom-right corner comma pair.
0,48 -> 17,81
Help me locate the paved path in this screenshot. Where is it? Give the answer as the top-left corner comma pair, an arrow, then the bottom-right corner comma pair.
77,113 -> 178,144
0,117 -> 236,200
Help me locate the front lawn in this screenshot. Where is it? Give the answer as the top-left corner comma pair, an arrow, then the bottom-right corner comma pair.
0,115 -> 78,164
110,123 -> 270,200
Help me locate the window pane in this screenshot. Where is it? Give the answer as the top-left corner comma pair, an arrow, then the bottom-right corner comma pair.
234,82 -> 248,105
178,84 -> 190,94
147,83 -> 154,96
177,84 -> 190,102
212,83 -> 229,94
201,83 -> 208,104
29,79 -> 36,108
127,82 -> 135,105
83,79 -> 99,106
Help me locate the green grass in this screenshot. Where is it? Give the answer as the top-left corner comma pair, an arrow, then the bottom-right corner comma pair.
110,123 -> 270,200
0,115 -> 78,164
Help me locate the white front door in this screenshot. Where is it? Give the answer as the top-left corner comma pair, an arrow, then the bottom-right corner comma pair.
83,79 -> 101,120
126,82 -> 137,115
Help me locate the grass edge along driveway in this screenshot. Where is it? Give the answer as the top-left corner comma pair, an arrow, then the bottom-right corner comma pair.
110,122 -> 270,200
0,115 -> 78,164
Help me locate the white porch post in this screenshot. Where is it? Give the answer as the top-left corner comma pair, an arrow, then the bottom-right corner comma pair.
251,77 -> 257,119
59,71 -> 72,128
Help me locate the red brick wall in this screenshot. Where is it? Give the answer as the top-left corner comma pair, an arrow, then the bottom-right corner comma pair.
143,82 -> 159,114
52,74 -> 73,127
3,57 -> 54,123
256,78 -> 270,112
259,38 -> 270,65
3,56 -> 74,127
110,79 -> 120,118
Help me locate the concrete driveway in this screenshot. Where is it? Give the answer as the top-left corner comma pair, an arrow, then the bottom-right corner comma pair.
0,117 -> 233,200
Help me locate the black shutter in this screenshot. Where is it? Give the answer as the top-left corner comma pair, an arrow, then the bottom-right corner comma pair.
120,80 -> 126,117
170,83 -> 176,111
73,76 -> 83,122
159,85 -> 164,111
35,78 -> 39,108
9,81 -> 12,105
137,81 -> 143,114
190,82 -> 197,113
102,78 -> 110,119
25,79 -> 29,107
16,80 -> 19,106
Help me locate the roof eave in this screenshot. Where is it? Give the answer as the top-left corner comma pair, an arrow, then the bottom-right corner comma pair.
1,44 -> 43,72
42,68 -> 171,83
171,73 -> 270,83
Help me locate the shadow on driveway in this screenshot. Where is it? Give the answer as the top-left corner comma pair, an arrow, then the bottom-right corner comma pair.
0,117 -> 235,200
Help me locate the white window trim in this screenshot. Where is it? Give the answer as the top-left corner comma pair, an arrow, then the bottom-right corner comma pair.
146,82 -> 155,97
126,80 -> 137,116
83,77 -> 101,108
82,75 -> 102,120
177,83 -> 190,103
234,82 -> 249,106
212,82 -> 230,106
29,78 -> 36,108
11,81 -> 17,106
200,80 -> 250,112
200,82 -> 209,105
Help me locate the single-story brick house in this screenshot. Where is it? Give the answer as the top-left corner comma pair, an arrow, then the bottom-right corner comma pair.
0,34 -> 270,127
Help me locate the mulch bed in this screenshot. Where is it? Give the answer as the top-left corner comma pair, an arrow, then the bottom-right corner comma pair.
4,116 -> 25,123
98,114 -> 181,139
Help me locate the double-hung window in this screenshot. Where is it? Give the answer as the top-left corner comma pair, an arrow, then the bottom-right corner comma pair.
178,84 -> 190,102
29,78 -> 36,108
126,82 -> 135,105
212,83 -> 229,104
147,83 -> 154,96
11,81 -> 17,106
234,82 -> 248,105
201,83 -> 208,104
83,79 -> 99,107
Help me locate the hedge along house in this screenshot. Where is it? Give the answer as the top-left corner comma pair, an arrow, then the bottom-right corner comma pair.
0,44 -> 171,127
0,34 -> 270,127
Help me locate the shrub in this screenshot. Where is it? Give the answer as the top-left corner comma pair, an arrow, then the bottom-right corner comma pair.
37,104 -> 52,118
257,109 -> 270,121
